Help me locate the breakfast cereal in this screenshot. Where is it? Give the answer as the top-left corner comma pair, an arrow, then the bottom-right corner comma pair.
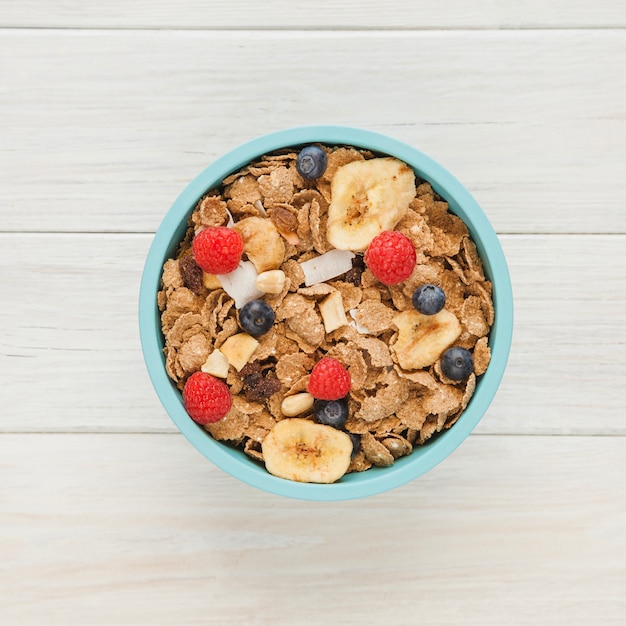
157,144 -> 493,483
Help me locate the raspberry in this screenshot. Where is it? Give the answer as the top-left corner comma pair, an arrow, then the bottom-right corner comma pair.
192,227 -> 243,274
364,231 -> 416,286
182,371 -> 232,425
307,357 -> 351,401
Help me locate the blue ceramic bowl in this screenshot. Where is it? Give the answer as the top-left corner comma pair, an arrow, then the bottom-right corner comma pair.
139,126 -> 513,500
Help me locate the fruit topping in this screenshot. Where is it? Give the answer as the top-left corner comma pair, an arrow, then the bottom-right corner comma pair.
326,157 -> 416,251
440,346 -> 474,381
238,299 -> 275,338
239,361 -> 281,402
270,205 -> 298,233
341,254 -> 365,286
347,432 -> 361,458
201,349 -> 230,379
318,291 -> 348,333
232,216 -> 285,273
202,272 -> 222,290
217,260 -> 264,309
178,255 -> 204,294
269,205 -> 300,244
182,371 -> 232,425
218,333 -> 259,372
412,284 -> 446,315
314,398 -> 349,429
192,226 -> 243,274
261,418 -> 353,483
300,248 -> 355,287
364,230 -> 416,286
307,357 -> 351,401
392,309 -> 462,370
296,146 -> 328,180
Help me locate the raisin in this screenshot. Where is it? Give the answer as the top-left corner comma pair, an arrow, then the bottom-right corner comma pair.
341,255 -> 365,286
270,206 -> 297,232
178,255 -> 204,294
240,361 -> 282,402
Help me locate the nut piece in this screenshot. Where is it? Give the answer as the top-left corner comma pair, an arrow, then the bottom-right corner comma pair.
281,392 -> 315,417
201,349 -> 230,379
255,269 -> 287,295
202,272 -> 222,290
318,291 -> 348,333
218,333 -> 259,372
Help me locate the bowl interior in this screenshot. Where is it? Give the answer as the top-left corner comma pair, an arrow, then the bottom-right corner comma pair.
139,126 -> 513,501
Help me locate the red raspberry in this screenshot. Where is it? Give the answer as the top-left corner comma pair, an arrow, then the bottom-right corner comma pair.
182,371 -> 232,425
364,231 -> 416,285
307,357 -> 351,401
192,227 -> 243,274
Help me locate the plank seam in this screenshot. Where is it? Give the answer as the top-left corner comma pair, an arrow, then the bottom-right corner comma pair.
1,26 -> 626,33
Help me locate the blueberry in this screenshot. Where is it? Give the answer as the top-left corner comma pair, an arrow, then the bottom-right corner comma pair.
238,300 -> 275,338
347,432 -> 361,458
296,146 -> 328,180
440,346 -> 474,381
412,284 -> 446,315
314,398 -> 349,429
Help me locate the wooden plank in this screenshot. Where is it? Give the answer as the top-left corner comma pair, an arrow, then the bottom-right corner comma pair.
0,234 -> 165,433
1,1 -> 625,29
0,433 -> 624,625
489,233 -> 626,435
0,30 -> 625,234
1,233 -> 625,435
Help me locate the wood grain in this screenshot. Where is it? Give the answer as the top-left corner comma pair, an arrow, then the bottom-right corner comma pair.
1,233 -> 625,435
0,30 -> 625,234
0,433 -> 624,625
1,1 -> 625,29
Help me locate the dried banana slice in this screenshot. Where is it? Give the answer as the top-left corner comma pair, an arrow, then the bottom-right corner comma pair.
392,309 -> 462,370
232,216 -> 285,273
327,157 -> 416,251
262,418 -> 353,483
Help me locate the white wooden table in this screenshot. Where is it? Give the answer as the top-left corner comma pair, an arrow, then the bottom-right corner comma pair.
1,3 -> 625,624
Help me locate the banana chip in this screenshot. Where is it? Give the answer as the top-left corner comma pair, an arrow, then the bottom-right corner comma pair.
327,157 -> 416,251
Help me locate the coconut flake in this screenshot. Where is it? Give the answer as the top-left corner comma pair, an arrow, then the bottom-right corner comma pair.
253,199 -> 267,217
300,249 -> 355,287
349,309 -> 374,335
217,260 -> 264,309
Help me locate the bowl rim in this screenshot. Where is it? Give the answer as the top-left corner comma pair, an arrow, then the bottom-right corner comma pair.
139,125 -> 513,501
